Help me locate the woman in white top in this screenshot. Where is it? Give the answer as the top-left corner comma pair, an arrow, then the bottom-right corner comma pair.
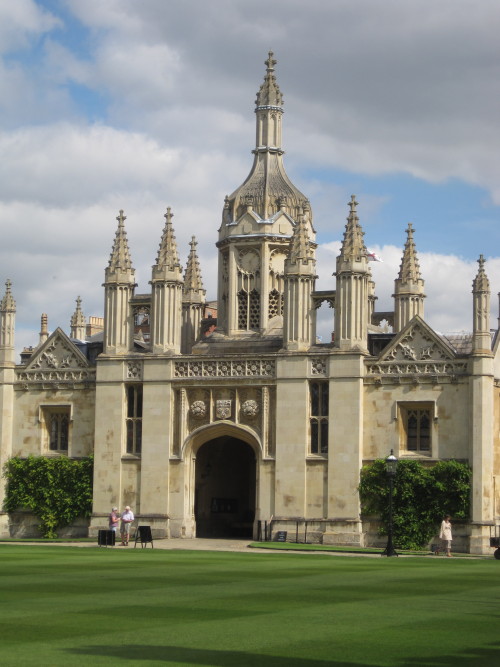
439,516 -> 452,557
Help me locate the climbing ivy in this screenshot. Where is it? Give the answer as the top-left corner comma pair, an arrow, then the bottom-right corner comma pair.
3,455 -> 93,538
358,458 -> 471,550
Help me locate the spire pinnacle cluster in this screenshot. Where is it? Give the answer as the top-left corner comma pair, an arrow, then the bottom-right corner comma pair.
156,207 -> 181,271
473,254 -> 490,292
1,279 -> 16,311
108,210 -> 133,272
340,195 -> 367,259
398,223 -> 422,283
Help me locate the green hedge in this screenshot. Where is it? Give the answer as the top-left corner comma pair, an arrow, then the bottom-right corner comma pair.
358,458 -> 470,549
3,455 -> 93,538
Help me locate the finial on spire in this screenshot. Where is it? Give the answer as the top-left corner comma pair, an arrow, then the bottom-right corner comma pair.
256,50 -> 283,109
473,254 -> 489,293
108,209 -> 134,273
339,195 -> 367,260
265,51 -> 276,72
1,279 -> 16,311
155,206 -> 181,272
183,235 -> 205,296
70,296 -> 86,339
348,195 -> 358,214
397,223 -> 422,283
164,207 -> 174,225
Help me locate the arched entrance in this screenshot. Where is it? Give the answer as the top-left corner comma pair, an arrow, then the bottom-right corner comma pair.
194,436 -> 256,538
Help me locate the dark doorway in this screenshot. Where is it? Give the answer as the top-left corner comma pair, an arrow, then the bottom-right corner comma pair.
195,436 -> 256,538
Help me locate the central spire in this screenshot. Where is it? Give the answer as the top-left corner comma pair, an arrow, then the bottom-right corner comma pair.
216,54 -> 315,337
220,52 -> 309,226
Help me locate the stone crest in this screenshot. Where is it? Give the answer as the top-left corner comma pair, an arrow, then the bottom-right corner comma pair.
216,399 -> 232,419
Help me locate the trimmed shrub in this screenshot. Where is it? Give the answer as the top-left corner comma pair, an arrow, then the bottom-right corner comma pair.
3,455 -> 93,538
359,458 -> 470,549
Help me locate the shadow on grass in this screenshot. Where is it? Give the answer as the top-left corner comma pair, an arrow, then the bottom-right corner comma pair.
66,642 -> 500,666
66,645 -> 335,665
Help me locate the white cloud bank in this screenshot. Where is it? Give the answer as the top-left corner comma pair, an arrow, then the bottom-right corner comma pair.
1,0 -> 500,355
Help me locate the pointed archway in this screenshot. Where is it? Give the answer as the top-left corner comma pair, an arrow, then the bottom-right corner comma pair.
194,436 -> 256,538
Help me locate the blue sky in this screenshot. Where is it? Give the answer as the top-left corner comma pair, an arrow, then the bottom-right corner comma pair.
1,0 -> 500,350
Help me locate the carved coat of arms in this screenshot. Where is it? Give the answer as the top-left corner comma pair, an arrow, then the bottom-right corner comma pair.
216,399 -> 232,419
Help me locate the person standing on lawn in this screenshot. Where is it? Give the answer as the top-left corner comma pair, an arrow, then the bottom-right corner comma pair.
440,515 -> 453,557
108,506 -> 119,533
120,506 -> 134,546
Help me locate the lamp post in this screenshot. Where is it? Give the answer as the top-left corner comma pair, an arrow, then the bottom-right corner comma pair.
382,449 -> 398,557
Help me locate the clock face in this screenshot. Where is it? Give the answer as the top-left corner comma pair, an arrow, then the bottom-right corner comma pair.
239,250 -> 259,273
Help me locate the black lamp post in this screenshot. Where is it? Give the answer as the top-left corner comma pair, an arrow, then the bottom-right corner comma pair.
382,449 -> 398,557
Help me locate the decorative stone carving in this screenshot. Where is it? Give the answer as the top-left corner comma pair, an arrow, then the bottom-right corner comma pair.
216,399 -> 232,419
311,358 -> 327,375
241,399 -> 259,418
174,359 -> 275,379
17,331 -> 95,387
190,400 -> 207,419
367,320 -> 467,378
127,361 -> 143,380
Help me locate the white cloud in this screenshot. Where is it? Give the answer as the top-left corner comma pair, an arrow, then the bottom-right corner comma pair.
2,0 -> 500,356
0,0 -> 60,53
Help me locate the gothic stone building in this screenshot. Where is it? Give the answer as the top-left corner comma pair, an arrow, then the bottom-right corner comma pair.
1,54 -> 499,552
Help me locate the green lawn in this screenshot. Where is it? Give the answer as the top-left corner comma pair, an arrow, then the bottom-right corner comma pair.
1,546 -> 500,666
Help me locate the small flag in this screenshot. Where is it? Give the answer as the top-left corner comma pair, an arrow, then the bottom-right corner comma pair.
367,250 -> 383,262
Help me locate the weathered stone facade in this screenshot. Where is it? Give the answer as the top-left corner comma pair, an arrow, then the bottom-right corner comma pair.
1,54 -> 499,552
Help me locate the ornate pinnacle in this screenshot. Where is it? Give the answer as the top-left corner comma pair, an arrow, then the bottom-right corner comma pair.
156,206 -> 181,270
71,296 -> 86,328
340,195 -> 367,259
108,209 -> 133,272
265,50 -> 277,72
290,210 -> 312,262
1,279 -> 16,311
398,223 -> 422,283
473,254 -> 490,292
256,50 -> 283,108
183,236 -> 205,295
348,194 -> 358,214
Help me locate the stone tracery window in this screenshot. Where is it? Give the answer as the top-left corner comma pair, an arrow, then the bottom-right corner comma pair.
268,289 -> 283,318
126,385 -> 143,455
402,405 -> 431,454
238,288 -> 260,330
310,381 -> 328,455
42,406 -> 71,453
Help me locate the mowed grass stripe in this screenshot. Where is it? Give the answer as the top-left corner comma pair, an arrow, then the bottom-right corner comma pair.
1,546 -> 500,666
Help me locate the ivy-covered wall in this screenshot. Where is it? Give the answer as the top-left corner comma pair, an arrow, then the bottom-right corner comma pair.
359,459 -> 471,550
3,455 -> 93,538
